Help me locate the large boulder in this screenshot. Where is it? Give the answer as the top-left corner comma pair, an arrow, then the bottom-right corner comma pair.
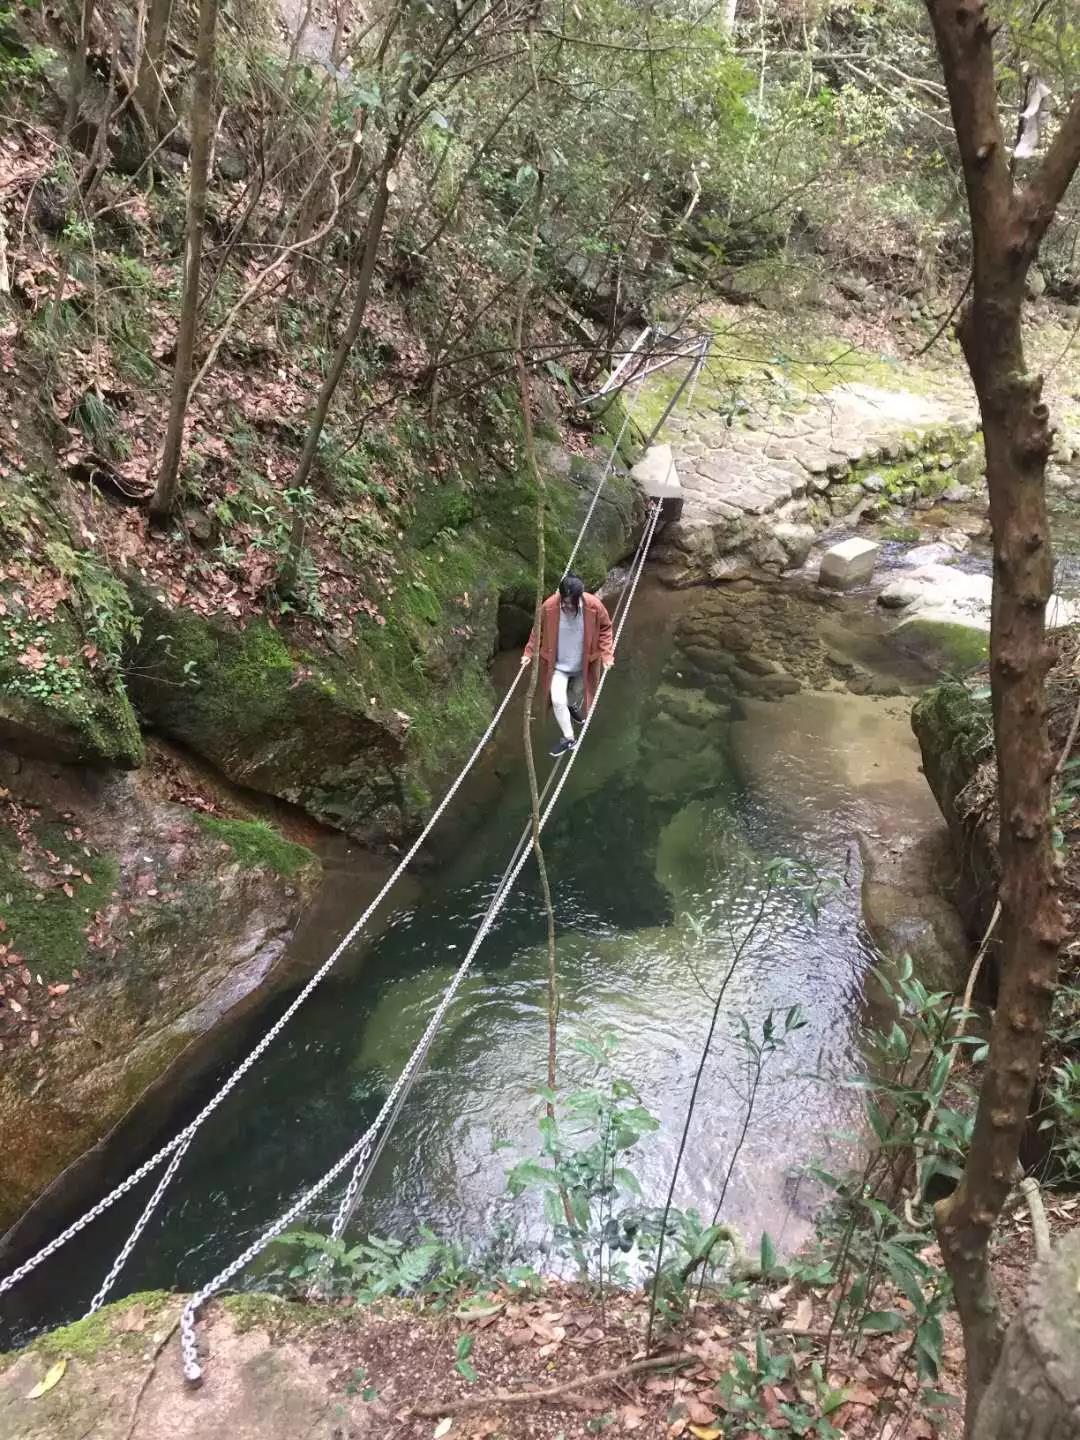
125,594 -> 412,840
0,749 -> 319,1236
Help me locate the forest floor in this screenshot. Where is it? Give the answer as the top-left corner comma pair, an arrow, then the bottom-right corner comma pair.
4,1195 -> 1078,1440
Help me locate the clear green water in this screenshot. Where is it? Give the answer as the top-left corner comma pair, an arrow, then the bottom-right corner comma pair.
3,581 -> 934,1344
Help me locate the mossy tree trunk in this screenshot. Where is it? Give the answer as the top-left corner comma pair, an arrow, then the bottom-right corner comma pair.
923,2 -> 1080,1429
149,0 -> 217,522
972,1233 -> 1080,1440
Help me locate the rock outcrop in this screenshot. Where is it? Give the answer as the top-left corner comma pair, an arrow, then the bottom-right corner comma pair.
910,680 -> 998,940
0,748 -> 320,1236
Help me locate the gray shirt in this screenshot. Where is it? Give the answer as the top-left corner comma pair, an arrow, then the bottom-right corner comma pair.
555,605 -> 585,675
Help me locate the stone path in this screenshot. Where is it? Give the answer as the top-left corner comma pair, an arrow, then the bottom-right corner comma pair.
647,366 -> 981,585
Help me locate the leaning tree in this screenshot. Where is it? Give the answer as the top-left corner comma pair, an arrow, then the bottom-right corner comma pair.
923,0 -> 1080,1432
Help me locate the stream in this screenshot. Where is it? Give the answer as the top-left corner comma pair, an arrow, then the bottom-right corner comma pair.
2,576 -> 949,1345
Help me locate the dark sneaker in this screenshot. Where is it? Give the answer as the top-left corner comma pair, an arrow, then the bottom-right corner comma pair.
550,737 -> 576,758
568,703 -> 584,725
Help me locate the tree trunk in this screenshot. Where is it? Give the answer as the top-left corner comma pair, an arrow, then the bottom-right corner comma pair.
972,1233 -> 1080,1440
149,0 -> 217,522
923,2 -> 1080,1428
277,126 -> 404,593
65,0 -> 96,137
135,0 -> 175,134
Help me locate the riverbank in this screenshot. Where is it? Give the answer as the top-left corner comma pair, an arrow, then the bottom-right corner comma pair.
6,1195 -> 1075,1440
0,1271 -> 965,1440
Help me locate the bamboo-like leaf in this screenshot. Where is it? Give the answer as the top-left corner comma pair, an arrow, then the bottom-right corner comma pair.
26,1358 -> 67,1400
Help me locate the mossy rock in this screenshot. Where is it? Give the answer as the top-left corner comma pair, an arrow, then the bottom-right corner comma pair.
0,596 -> 142,768
0,755 -> 319,1231
896,616 -> 989,674
0,822 -> 119,984
911,680 -> 993,813
195,817 -> 314,876
125,592 -> 407,838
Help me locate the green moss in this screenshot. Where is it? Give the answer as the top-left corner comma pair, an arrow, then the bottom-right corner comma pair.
222,1291 -> 334,1336
901,618 -> 990,675
0,592 -> 143,768
31,1291 -> 175,1361
0,473 -> 143,767
880,523 -> 921,542
911,679 -> 994,801
128,602 -> 351,760
0,825 -> 119,982
195,817 -> 316,877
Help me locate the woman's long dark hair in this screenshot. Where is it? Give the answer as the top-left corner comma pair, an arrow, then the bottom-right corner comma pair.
558,573 -> 584,612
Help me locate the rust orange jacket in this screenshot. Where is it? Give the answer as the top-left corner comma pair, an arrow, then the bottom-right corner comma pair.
523,591 -> 615,715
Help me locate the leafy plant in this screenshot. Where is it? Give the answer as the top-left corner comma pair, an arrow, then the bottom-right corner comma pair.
715,1337 -> 844,1439
505,1030 -> 660,1291
72,389 -> 131,461
274,1226 -> 538,1309
454,1333 -> 477,1383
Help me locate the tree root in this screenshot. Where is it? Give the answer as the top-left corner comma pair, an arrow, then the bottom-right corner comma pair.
1017,1174 -> 1051,1262
410,1351 -> 699,1419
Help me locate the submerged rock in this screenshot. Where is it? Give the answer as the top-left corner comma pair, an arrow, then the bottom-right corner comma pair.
860,829 -> 972,994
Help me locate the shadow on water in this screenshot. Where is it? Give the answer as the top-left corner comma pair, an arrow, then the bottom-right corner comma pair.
2,579 -> 939,1345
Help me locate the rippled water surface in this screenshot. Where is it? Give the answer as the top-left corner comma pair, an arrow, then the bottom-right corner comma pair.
3,581 -> 943,1342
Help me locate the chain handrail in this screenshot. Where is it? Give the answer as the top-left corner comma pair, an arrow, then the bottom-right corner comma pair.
0,366 -> 648,1310
178,497 -> 663,1383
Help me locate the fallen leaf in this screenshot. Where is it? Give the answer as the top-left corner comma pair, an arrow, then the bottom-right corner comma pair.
525,1315 -> 565,1344
688,1429 -> 722,1440
686,1400 -> 715,1424
26,1357 -> 66,1399
784,1296 -> 814,1332
620,1402 -> 646,1431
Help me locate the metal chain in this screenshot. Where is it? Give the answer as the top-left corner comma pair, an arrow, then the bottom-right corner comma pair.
84,1131 -> 196,1317
179,498 -> 663,1383
92,366 -> 647,1316
180,1133 -> 375,1383
0,367 -> 654,1307
322,490 -> 659,1253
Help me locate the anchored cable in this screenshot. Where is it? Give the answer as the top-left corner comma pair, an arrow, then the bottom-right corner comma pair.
179,497 -> 664,1384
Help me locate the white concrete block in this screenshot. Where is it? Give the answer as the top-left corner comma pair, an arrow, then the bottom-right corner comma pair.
818,537 -> 880,590
631,444 -> 682,501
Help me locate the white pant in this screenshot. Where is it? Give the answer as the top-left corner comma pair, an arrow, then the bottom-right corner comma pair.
550,669 -> 584,741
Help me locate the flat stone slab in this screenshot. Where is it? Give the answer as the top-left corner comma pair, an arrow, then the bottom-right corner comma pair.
818,537 -> 880,590
631,443 -> 682,501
